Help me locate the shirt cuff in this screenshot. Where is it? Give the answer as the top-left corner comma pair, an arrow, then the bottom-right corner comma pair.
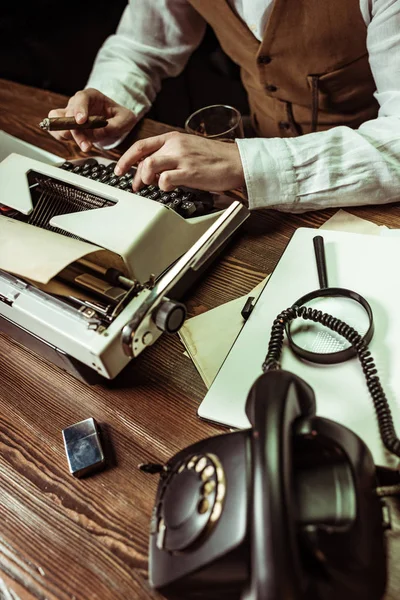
236,137 -> 298,211
92,125 -> 134,151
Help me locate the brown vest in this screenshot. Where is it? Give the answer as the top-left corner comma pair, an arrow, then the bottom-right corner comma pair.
187,0 -> 379,137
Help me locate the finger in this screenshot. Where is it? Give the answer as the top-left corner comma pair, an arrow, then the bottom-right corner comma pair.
46,108 -> 73,141
70,129 -> 93,152
67,90 -> 92,124
131,161 -> 144,190
158,170 -> 183,192
139,155 -> 178,187
90,110 -> 137,148
47,129 -> 73,142
91,110 -> 131,141
57,130 -> 74,142
48,108 -> 66,118
115,134 -> 170,175
64,106 -> 92,151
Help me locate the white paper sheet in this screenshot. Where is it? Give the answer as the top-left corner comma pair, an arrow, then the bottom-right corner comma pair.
0,217 -> 123,284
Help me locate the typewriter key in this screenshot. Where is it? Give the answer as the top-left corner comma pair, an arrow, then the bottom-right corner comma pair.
117,179 -> 130,190
181,192 -> 194,202
105,162 -> 117,172
138,188 -> 151,197
171,198 -> 182,210
167,191 -> 179,201
83,159 -> 98,168
180,201 -> 197,218
60,161 -> 74,170
107,177 -> 119,187
87,171 -> 103,180
159,194 -> 171,204
99,173 -> 112,183
123,168 -> 136,178
148,190 -> 161,200
87,169 -> 100,179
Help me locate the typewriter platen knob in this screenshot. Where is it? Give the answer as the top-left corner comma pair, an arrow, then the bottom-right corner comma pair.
153,299 -> 187,334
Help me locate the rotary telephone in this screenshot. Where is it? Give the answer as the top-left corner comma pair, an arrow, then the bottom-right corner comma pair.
145,303 -> 398,599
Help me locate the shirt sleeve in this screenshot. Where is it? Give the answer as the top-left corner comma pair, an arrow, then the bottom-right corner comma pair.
86,0 -> 206,120
236,0 -> 400,213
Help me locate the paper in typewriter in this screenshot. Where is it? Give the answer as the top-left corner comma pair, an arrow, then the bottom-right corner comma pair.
0,216 -> 127,284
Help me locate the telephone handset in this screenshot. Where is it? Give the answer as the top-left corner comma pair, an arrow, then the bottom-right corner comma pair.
149,369 -> 387,600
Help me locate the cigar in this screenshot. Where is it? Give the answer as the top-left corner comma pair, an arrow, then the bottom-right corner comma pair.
39,115 -> 108,131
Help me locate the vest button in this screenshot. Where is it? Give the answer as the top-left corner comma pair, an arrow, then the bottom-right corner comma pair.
257,55 -> 272,65
279,121 -> 291,130
266,84 -> 278,92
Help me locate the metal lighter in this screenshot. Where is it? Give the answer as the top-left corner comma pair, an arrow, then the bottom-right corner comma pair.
62,417 -> 105,477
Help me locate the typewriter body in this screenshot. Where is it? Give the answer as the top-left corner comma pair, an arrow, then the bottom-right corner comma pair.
0,141 -> 249,382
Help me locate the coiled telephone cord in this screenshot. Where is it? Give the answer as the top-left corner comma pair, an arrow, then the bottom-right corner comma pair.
262,305 -> 400,458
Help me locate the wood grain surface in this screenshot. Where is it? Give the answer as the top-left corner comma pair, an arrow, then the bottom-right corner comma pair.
1,78 -> 400,599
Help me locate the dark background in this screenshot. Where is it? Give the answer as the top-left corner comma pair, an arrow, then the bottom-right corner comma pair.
0,1 -> 248,128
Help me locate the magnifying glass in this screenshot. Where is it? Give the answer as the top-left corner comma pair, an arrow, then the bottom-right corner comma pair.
286,236 -> 374,364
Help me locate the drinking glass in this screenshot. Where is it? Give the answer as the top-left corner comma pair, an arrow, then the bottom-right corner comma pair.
185,104 -> 244,141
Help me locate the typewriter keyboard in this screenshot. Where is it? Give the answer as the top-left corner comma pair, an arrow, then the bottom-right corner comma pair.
60,159 -> 215,219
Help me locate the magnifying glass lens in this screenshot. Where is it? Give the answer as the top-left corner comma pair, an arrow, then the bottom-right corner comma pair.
289,295 -> 371,356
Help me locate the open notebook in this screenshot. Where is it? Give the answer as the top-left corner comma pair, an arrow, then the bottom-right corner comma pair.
198,227 -> 400,468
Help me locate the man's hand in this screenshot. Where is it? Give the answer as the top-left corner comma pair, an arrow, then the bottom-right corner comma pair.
47,88 -> 136,151
114,132 -> 245,192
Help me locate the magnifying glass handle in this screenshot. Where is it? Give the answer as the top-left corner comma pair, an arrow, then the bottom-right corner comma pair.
313,235 -> 329,289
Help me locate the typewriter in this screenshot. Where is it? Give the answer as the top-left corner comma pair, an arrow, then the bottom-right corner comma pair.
0,146 -> 249,383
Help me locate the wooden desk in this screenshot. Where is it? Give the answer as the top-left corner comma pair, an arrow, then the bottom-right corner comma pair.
1,78 -> 400,599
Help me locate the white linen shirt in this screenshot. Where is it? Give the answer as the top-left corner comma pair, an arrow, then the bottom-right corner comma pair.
87,0 -> 400,213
